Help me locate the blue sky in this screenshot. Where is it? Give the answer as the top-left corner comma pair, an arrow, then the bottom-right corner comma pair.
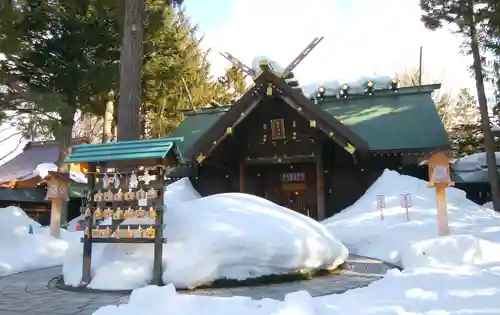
184,0 -> 354,35
0,0 -> 480,165
181,0 -> 473,94
183,0 -> 235,30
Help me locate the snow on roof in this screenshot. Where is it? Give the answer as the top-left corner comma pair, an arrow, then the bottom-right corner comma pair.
452,152 -> 500,172
247,56 -> 410,98
301,76 -> 395,98
251,56 -> 285,76
451,152 -> 500,183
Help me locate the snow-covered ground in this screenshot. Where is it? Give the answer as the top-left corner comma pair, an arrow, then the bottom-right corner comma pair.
94,170 -> 500,315
323,169 -> 500,265
3,167 -> 500,314
63,179 -> 348,290
0,206 -> 80,277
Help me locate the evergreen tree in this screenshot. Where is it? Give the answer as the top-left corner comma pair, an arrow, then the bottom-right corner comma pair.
213,66 -> 248,104
420,0 -> 500,210
1,0 -> 244,144
142,6 -> 209,137
142,7 -> 246,138
0,0 -> 121,166
445,89 -> 483,156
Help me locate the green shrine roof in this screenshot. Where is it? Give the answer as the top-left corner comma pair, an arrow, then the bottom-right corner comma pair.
170,108 -> 229,152
172,84 -> 448,153
319,84 -> 449,151
0,184 -> 86,203
65,138 -> 184,164
0,187 -> 49,203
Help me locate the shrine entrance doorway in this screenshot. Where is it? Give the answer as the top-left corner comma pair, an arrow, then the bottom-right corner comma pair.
246,162 -> 318,219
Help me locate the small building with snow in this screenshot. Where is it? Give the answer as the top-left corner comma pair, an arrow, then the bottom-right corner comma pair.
168,68 -> 449,219
0,139 -> 87,223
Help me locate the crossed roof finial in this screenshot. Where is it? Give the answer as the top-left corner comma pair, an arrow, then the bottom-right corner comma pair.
219,37 -> 324,80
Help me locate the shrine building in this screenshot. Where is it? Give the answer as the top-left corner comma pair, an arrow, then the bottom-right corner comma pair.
0,139 -> 88,223
168,66 -> 449,220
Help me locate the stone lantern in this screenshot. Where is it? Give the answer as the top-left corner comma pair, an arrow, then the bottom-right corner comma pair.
40,172 -> 71,238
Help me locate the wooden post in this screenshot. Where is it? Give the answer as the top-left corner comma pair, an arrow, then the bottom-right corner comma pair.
239,163 -> 245,193
423,151 -> 453,237
50,199 -> 63,238
60,201 -> 69,229
152,165 -> 164,286
435,183 -> 450,236
82,163 -> 96,285
316,144 -> 325,220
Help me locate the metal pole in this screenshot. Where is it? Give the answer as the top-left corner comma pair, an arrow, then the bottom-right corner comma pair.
418,46 -> 423,86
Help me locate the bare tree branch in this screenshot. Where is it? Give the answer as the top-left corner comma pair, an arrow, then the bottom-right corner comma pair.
0,130 -> 22,144
0,123 -> 16,134
0,136 -> 24,162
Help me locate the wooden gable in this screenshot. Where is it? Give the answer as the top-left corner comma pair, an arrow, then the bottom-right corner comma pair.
185,69 -> 369,164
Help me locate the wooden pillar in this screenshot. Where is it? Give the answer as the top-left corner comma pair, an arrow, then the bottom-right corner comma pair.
82,163 -> 96,285
152,165 -> 164,286
49,199 -> 62,238
316,144 -> 325,220
239,163 -> 245,192
60,200 -> 68,229
436,183 -> 450,236
424,151 -> 453,237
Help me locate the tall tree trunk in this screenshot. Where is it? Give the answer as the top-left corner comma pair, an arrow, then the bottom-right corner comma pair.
468,0 -> 500,210
57,99 -> 77,172
55,97 -> 77,235
117,0 -> 145,141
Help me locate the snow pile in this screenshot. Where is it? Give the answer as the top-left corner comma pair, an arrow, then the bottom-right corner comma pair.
94,286 -> 317,315
322,169 -> 500,265
401,235 -> 500,269
63,178 -> 347,290
94,261 -> 500,315
0,206 -> 72,277
93,170 -> 500,315
164,177 -> 201,205
483,201 -> 493,209
67,216 -> 81,232
93,236 -> 500,315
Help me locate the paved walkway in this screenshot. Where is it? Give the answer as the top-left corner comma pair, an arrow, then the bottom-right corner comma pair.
0,255 -> 395,315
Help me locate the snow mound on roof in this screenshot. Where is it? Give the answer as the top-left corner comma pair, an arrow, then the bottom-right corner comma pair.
251,56 -> 285,76
36,162 -> 87,183
451,152 -> 500,183
322,169 -> 500,265
63,178 -> 347,290
301,76 -> 394,98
